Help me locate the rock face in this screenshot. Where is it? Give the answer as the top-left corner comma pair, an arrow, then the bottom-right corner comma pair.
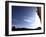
37,7 -> 41,20
12,26 -> 41,31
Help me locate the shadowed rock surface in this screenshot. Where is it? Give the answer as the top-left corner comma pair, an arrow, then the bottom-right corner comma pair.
12,26 -> 41,31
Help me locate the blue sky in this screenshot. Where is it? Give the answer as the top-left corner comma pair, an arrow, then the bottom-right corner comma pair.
12,6 -> 41,29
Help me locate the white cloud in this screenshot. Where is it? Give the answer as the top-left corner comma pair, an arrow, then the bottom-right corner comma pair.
24,19 -> 32,22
